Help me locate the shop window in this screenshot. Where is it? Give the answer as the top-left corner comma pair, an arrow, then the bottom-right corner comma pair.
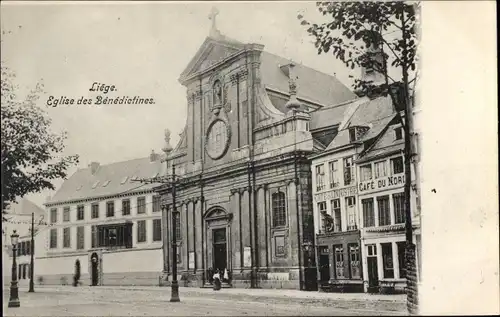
272,191 -> 286,227
349,244 -> 361,279
362,198 -> 375,227
377,196 -> 391,226
397,242 -> 406,279
393,193 -> 406,224
381,243 -> 394,278
334,245 -> 345,279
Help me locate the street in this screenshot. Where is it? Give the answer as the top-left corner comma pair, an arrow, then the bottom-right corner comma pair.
3,285 -> 407,316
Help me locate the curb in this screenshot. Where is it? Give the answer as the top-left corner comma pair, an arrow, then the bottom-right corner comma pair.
32,285 -> 406,304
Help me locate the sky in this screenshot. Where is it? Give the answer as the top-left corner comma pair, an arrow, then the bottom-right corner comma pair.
1,1 -> 362,208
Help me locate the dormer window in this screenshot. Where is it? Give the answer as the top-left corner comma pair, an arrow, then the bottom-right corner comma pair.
92,181 -> 100,189
349,127 -> 357,142
120,176 -> 129,185
102,180 -> 111,187
394,126 -> 403,140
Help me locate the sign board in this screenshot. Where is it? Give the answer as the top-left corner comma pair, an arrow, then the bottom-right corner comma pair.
314,186 -> 357,202
358,174 -> 405,195
188,251 -> 195,269
243,247 -> 251,267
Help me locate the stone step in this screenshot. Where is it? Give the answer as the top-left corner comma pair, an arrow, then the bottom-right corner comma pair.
201,282 -> 232,289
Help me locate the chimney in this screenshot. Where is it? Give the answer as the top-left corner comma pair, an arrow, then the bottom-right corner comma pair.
89,162 -> 100,175
150,149 -> 160,162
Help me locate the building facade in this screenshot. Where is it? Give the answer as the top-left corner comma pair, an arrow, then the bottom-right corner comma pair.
311,95 -> 397,293
356,118 -> 421,294
156,22 -> 357,290
37,153 -> 164,286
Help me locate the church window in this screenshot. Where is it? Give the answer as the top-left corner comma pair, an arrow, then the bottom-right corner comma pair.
272,191 -> 286,227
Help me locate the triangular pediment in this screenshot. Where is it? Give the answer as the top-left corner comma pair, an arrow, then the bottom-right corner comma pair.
179,36 -> 246,84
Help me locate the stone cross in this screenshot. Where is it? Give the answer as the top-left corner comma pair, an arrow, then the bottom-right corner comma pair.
208,7 -> 220,36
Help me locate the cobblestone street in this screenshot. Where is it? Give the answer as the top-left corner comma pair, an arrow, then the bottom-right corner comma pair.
3,285 -> 406,316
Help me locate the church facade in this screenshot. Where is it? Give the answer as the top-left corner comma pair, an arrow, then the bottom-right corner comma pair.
157,22 -> 357,290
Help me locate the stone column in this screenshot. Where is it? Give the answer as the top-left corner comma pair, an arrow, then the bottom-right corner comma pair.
287,180 -> 299,265
392,241 -> 400,279
241,188 -> 251,257
376,243 -> 384,281
161,205 -> 169,273
187,200 -> 194,271
230,189 -> 241,271
257,185 -> 267,270
195,198 -> 203,271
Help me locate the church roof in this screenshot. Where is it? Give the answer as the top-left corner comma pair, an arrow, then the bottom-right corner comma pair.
259,52 -> 357,109
47,157 -> 163,206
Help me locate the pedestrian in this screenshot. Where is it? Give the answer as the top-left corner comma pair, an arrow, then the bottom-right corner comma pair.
73,259 -> 81,287
213,269 -> 221,291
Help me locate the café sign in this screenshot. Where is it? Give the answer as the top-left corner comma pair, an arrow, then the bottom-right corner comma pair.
359,174 -> 405,194
314,186 -> 357,202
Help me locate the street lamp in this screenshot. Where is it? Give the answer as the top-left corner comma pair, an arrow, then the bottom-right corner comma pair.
8,230 -> 20,308
29,212 -> 35,292
170,164 -> 180,302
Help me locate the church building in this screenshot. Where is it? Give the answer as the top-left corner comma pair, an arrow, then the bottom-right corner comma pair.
157,10 -> 357,290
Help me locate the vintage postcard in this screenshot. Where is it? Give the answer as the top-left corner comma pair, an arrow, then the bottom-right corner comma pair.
1,1 -> 498,316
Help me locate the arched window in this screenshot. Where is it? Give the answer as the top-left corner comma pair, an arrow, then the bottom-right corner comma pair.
272,191 -> 286,227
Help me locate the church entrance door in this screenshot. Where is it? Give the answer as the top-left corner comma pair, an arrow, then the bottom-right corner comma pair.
212,228 -> 227,274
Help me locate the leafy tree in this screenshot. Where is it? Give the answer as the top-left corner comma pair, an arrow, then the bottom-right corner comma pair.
1,63 -> 79,220
298,2 -> 421,313
298,1 -> 419,99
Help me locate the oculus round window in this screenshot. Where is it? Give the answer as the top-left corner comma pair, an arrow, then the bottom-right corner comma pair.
206,120 -> 230,160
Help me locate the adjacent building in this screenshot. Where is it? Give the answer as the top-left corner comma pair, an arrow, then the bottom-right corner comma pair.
2,198 -> 47,288
156,20 -> 357,290
356,114 -> 421,293
37,152 -> 164,286
311,95 -> 397,292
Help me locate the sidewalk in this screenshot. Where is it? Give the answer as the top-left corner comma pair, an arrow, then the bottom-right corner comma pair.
35,285 -> 406,303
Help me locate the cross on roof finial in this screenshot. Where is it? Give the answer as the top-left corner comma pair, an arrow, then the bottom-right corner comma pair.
208,7 -> 220,37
